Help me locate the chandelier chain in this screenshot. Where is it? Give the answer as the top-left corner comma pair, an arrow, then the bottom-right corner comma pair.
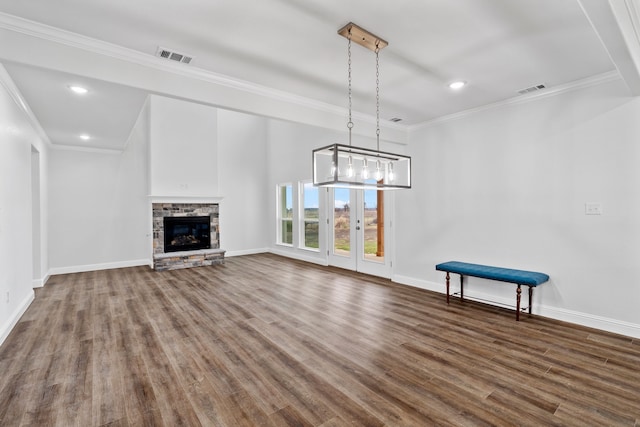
375,43 -> 380,151
347,31 -> 353,146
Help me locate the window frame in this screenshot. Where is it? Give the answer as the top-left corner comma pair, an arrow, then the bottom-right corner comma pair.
276,183 -> 294,246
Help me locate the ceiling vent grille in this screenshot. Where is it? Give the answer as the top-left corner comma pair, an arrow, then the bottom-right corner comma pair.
517,84 -> 546,95
156,47 -> 193,64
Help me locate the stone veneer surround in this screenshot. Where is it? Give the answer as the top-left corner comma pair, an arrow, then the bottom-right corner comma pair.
152,203 -> 224,270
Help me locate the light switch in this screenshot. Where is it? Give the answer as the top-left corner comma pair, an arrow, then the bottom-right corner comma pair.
585,202 -> 602,215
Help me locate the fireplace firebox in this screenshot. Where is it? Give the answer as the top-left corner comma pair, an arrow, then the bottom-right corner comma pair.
163,216 -> 211,253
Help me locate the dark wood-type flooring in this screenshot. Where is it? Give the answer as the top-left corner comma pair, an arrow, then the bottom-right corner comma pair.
1,253 -> 639,426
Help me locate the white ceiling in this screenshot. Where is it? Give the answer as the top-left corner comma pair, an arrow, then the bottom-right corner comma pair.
1,0 -> 640,150
4,64 -> 148,150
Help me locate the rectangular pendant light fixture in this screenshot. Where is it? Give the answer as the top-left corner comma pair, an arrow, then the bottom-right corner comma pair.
313,143 -> 411,190
313,22 -> 411,191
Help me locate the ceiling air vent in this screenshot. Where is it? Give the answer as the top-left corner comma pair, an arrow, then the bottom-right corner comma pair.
156,47 -> 193,64
389,117 -> 403,123
517,84 -> 546,95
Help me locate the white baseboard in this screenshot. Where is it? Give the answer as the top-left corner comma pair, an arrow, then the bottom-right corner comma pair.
48,259 -> 151,276
176,246 -> 327,266
31,272 -> 50,288
392,275 -> 640,340
393,275 -> 443,293
537,306 -> 640,339
0,290 -> 34,347
269,248 -> 328,266
225,248 -> 269,257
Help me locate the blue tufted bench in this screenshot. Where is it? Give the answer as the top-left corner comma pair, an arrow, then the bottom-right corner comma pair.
435,261 -> 549,321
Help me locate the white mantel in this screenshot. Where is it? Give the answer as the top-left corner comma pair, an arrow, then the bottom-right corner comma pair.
148,195 -> 224,204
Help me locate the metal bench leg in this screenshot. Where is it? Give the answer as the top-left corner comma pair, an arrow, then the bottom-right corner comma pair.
516,284 -> 522,321
460,275 -> 464,302
529,286 -> 533,315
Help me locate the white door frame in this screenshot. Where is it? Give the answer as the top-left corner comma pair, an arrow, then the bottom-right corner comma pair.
327,187 -> 392,278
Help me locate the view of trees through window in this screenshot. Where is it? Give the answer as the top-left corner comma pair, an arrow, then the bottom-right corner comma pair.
363,189 -> 382,260
302,182 -> 319,249
279,184 -> 293,245
333,188 -> 381,258
278,183 -> 382,259
333,188 -> 351,255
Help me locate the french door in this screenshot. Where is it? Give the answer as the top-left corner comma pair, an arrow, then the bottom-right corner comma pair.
327,187 -> 392,278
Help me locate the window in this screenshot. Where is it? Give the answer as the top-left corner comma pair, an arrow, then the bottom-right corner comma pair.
277,183 -> 293,245
300,182 -> 319,250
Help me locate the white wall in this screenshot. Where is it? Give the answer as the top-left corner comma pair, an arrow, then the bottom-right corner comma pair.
217,109 -> 270,255
48,102 -> 150,273
0,65 -> 48,345
128,100 -> 152,262
396,77 -> 640,337
46,97 -> 274,272
149,95 -> 218,197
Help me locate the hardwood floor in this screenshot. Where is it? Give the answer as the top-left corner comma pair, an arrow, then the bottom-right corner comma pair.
1,253 -> 639,426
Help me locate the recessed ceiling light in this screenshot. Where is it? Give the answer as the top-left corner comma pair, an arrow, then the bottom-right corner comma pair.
448,81 -> 467,90
69,85 -> 88,95
79,134 -> 91,141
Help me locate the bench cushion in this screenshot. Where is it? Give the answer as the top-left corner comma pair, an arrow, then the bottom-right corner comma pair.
436,261 -> 549,286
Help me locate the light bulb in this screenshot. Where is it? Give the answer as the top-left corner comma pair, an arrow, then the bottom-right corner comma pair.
346,156 -> 354,178
362,158 -> 369,179
69,85 -> 88,95
375,160 -> 383,181
388,162 -> 395,182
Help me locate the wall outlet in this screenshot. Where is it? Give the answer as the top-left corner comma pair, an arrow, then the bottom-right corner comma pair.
585,202 -> 603,215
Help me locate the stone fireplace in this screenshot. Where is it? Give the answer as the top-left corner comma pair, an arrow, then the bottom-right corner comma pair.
152,202 -> 225,271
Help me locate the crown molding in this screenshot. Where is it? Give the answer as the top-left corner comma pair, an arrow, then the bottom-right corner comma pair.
49,143 -> 124,155
624,0 -> 640,33
578,0 -> 640,95
409,71 -> 621,131
0,12 -> 408,137
608,0 -> 640,84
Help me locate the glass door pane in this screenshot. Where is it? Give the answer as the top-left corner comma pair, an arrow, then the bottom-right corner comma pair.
362,188 -> 384,263
302,182 -> 319,250
333,188 -> 351,257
